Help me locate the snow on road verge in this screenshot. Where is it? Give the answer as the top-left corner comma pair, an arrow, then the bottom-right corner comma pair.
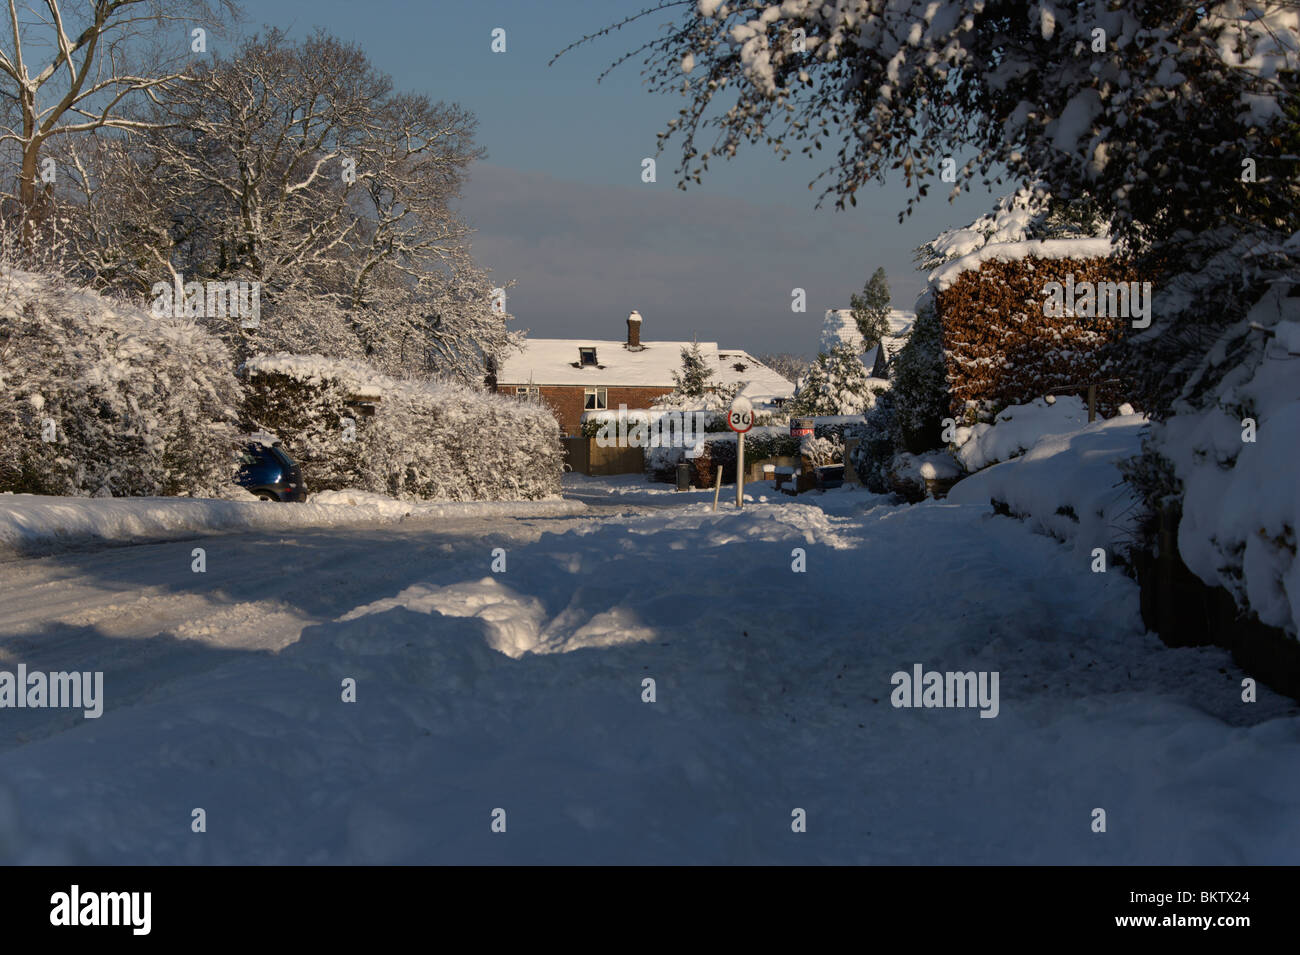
948,412 -> 1147,558
0,491 -> 584,560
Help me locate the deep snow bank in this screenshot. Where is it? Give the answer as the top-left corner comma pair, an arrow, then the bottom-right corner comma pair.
949,413 -> 1147,558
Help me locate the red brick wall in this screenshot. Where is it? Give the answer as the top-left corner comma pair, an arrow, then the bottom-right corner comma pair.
497,384 -> 673,435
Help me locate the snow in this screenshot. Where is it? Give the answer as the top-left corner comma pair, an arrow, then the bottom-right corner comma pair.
929,237 -> 1115,291
819,307 -> 915,355
953,395 -> 1091,472
498,336 -> 792,399
1157,284 -> 1300,635
1050,90 -> 1103,157
949,413 -> 1147,559
714,349 -> 795,400
1,477 -> 1297,863
894,449 -> 962,483
0,492 -> 583,560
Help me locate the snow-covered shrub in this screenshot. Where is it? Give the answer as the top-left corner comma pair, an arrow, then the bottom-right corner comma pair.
240,363 -> 371,491
952,396 -> 1092,473
914,184 -> 1107,271
848,390 -> 899,494
688,433 -> 737,487
950,414 -> 1147,560
800,434 -> 842,467
886,450 -> 963,503
0,268 -> 242,497
1141,274 -> 1300,637
888,296 -> 948,453
644,443 -> 685,482
929,241 -> 1136,420
745,430 -> 800,462
240,354 -> 562,501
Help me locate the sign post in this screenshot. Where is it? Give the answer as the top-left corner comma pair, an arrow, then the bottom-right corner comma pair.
727,395 -> 754,508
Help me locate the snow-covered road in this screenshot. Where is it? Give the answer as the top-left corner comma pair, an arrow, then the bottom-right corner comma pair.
1,477 -> 1297,864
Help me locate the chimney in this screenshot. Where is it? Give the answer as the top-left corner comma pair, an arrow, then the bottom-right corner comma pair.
626,309 -> 642,349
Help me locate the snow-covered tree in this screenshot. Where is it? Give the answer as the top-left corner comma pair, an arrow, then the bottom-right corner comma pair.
50,29 -> 515,383
913,183 -> 1107,271
0,0 -> 235,246
888,297 -> 948,452
672,341 -> 713,398
571,2 -> 1298,246
654,341 -> 740,409
788,343 -> 878,416
850,267 -> 891,349
757,352 -> 809,383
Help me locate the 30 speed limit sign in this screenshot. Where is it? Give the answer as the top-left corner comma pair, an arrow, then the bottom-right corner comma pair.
728,395 -> 753,509
727,396 -> 754,433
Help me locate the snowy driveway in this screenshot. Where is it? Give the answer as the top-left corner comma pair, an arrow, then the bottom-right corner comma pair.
0,478 -> 1297,863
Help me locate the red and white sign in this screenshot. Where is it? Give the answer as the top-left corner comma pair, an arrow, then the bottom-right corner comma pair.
727,396 -> 754,434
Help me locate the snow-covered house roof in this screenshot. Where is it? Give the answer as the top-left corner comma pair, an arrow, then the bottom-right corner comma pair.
497,312 -> 794,399
498,337 -> 706,387
713,349 -> 795,401
820,308 -> 916,354
820,308 -> 916,372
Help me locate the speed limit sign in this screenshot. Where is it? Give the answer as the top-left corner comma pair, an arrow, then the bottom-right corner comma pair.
727,395 -> 753,509
727,395 -> 754,433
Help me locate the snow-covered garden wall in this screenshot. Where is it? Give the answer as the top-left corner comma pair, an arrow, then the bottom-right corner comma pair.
241,354 -> 563,502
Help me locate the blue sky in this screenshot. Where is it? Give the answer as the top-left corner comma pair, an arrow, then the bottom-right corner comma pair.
234,0 -> 1005,357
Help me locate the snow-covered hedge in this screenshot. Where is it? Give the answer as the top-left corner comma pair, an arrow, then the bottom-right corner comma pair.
1149,282 -> 1300,636
0,268 -> 242,497
931,241 -> 1136,420
240,354 -> 562,501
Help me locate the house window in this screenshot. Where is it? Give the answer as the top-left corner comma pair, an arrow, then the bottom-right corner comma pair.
515,386 -> 539,398
584,387 -> 607,410
579,347 -> 597,367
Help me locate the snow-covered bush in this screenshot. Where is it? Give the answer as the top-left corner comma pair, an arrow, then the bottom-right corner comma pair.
952,396 -> 1092,473
950,414 -> 1147,560
240,362 -> 371,491
914,184 -> 1107,271
800,434 -> 842,467
745,430 -> 800,462
0,268 -> 242,497
888,296 -> 948,452
886,450 -> 963,503
847,390 -> 899,494
1141,275 -> 1300,637
240,354 -> 562,501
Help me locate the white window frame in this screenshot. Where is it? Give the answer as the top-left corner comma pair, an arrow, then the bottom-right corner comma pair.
584,387 -> 607,410
515,385 -> 539,398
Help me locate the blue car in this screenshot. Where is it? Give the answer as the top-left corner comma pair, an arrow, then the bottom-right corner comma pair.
234,441 -> 308,502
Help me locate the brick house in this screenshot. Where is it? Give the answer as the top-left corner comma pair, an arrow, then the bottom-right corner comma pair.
496,311 -> 794,435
